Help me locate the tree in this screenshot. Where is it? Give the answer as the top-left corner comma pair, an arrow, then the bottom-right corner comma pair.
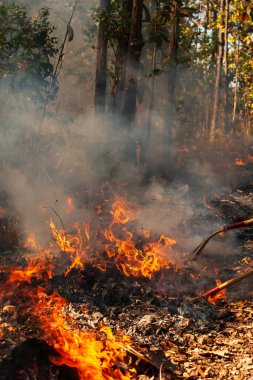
120,0 -> 145,124
110,0 -> 133,113
167,0 -> 181,105
91,0 -> 253,143
0,3 -> 58,102
94,0 -> 111,112
210,0 -> 225,142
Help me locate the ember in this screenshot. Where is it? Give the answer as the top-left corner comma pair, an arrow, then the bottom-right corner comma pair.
207,279 -> 227,305
235,158 -> 246,166
66,196 -> 74,214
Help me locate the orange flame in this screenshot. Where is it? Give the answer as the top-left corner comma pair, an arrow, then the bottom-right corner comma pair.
0,206 -> 7,217
0,195 -> 178,378
8,257 -> 54,284
208,279 -> 227,305
23,233 -> 39,250
66,196 -> 74,214
33,289 -> 135,379
235,158 -> 246,166
49,197 -> 177,279
2,262 -> 135,379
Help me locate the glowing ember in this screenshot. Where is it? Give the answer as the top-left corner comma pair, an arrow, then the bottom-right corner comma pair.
66,196 -> 74,214
208,279 -> 227,305
0,206 -> 7,217
235,158 -> 246,166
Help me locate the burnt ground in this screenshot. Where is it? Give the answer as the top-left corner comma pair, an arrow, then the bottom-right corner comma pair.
0,173 -> 253,379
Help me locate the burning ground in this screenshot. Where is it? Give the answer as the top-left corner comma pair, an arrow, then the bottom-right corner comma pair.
1,1 -> 253,378
0,168 -> 253,380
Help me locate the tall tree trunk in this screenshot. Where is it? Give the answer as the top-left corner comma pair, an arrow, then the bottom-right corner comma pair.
224,0 -> 229,133
210,0 -> 225,142
211,4 -> 218,65
120,0 -> 144,125
110,0 -> 133,114
232,43 -> 239,129
168,0 -> 180,105
205,0 -> 209,35
144,0 -> 160,165
94,0 -> 111,113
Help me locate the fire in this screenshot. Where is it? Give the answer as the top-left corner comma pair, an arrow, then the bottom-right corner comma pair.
2,260 -> 136,379
0,195 -> 178,378
102,197 -> 176,278
208,279 -> 227,305
235,158 -> 246,166
66,196 -> 74,214
0,206 -> 7,217
35,289 -> 135,379
8,257 -> 54,284
49,197 -> 177,279
110,197 -> 137,225
49,220 -> 86,276
23,233 -> 38,250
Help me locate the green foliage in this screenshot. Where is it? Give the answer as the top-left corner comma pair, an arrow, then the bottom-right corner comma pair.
94,1 -> 132,48
92,0 -> 252,133
0,3 -> 58,101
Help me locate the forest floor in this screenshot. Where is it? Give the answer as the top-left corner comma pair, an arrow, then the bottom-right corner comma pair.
0,162 -> 253,380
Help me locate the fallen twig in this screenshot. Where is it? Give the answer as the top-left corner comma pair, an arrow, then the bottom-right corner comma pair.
41,206 -> 65,230
192,218 -> 253,260
202,267 -> 253,298
114,341 -> 160,370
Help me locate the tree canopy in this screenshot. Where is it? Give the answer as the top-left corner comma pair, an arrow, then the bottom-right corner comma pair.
0,3 -> 58,101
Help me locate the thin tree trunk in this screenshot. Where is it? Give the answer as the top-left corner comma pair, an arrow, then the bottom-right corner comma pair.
232,43 -> 239,129
110,0 -> 133,113
211,2 -> 218,64
144,0 -> 160,165
120,0 -> 144,125
210,0 -> 225,142
205,0 -> 209,35
168,0 -> 180,105
94,0 -> 111,113
224,0 -> 229,133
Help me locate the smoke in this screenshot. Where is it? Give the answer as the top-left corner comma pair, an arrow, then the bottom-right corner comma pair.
0,0 -> 250,271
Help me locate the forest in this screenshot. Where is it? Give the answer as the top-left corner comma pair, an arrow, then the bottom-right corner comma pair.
0,1 -> 253,379
1,0 -> 253,155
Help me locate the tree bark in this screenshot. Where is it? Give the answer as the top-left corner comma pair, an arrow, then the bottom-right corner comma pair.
232,43 -> 239,129
144,0 -> 160,165
94,0 -> 111,113
110,0 -> 133,113
120,0 -> 144,125
210,0 -> 225,142
168,0 -> 180,105
224,0 -> 229,133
